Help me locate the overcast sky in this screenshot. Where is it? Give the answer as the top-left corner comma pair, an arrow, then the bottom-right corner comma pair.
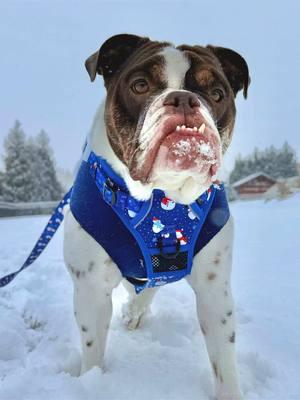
0,0 -> 299,173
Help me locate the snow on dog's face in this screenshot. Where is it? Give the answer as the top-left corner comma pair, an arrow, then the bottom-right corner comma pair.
86,34 -> 250,202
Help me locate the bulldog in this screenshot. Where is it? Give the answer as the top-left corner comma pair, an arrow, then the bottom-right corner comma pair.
63,34 -> 250,400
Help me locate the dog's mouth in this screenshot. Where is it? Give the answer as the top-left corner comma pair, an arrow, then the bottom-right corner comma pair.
132,115 -> 222,183
155,123 -> 220,176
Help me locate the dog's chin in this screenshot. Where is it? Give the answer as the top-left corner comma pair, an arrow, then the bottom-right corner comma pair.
152,169 -> 213,204
125,160 -> 221,205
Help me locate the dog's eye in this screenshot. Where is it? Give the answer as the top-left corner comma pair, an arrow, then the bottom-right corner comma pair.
131,79 -> 149,95
211,88 -> 225,102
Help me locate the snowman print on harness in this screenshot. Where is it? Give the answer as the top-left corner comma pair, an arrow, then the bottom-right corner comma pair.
161,196 -> 176,211
151,195 -> 193,244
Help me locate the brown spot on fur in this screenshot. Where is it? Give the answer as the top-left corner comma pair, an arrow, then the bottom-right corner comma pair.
88,261 -> 95,272
207,272 -> 217,280
212,362 -> 218,378
105,258 -> 113,267
86,341 -> 93,347
200,324 -> 207,335
227,311 -> 233,317
214,257 -> 221,265
69,265 -> 75,274
229,332 -> 235,343
221,318 -> 227,325
81,325 -> 88,332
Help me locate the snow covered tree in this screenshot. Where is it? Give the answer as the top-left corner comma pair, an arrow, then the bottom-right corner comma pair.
229,142 -> 299,183
275,141 -> 298,179
0,171 -> 4,201
31,130 -> 63,201
2,122 -> 63,202
229,154 -> 252,184
2,120 -> 36,202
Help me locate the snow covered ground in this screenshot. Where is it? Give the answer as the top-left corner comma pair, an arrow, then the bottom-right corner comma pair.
0,195 -> 299,400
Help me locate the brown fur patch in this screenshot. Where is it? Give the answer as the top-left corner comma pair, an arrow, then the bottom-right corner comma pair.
207,272 -> 217,280
214,257 -> 221,265
88,261 -> 95,272
69,265 -> 75,275
229,332 -> 235,343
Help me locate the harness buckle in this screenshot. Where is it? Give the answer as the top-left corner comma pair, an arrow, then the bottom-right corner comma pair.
157,238 -> 181,259
103,179 -> 117,206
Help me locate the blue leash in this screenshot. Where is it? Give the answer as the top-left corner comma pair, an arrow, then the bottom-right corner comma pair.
0,188 -> 72,288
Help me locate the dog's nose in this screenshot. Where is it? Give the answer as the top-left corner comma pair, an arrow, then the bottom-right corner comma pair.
163,91 -> 200,111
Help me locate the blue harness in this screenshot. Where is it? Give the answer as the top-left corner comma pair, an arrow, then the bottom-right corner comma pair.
0,151 -> 230,293
70,152 -> 230,293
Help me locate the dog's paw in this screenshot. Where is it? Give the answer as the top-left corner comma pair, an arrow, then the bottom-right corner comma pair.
122,310 -> 142,330
122,303 -> 145,330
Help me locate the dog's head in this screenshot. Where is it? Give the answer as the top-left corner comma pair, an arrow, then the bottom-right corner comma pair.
86,34 -> 250,203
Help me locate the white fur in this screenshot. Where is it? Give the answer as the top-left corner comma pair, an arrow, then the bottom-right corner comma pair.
161,47 -> 190,89
187,217 -> 241,399
63,48 -> 241,399
64,207 -> 241,398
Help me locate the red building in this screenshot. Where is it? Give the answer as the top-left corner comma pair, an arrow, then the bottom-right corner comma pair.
232,172 -> 277,199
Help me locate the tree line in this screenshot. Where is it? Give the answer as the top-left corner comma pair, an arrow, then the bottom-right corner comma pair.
229,142 -> 299,184
0,121 -> 298,202
0,120 -> 63,202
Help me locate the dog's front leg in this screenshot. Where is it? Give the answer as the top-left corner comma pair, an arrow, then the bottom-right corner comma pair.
187,217 -> 242,400
64,210 -> 122,374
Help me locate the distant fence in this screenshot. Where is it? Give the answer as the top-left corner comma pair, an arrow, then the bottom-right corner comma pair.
0,201 -> 58,217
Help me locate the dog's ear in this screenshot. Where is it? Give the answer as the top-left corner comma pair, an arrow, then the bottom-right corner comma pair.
85,34 -> 150,82
206,45 -> 250,98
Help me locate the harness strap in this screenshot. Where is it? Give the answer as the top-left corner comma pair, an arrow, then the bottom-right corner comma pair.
88,152 -> 143,213
0,188 -> 72,288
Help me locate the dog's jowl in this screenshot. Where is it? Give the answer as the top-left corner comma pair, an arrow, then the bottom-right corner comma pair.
63,34 -> 250,400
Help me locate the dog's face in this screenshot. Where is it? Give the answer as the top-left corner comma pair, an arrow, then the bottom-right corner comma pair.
86,34 -> 249,202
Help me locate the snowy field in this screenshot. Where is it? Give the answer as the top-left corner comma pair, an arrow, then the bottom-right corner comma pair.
0,195 -> 299,400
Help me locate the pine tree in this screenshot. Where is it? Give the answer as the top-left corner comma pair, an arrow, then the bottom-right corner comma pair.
32,130 -> 63,201
0,171 -> 4,201
229,142 -> 299,183
2,120 -> 36,202
276,141 -> 298,178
